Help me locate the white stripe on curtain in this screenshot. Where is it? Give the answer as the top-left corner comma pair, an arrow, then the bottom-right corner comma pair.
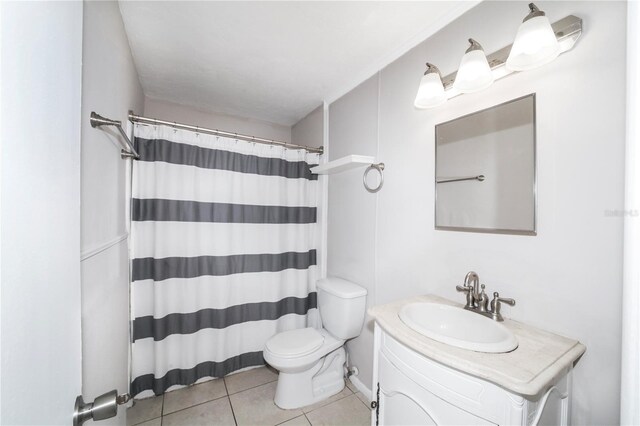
134,161 -> 319,207
130,124 -> 321,397
132,222 -> 318,258
133,268 -> 318,317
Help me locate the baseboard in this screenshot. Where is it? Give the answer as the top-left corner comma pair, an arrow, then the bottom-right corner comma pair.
349,375 -> 371,401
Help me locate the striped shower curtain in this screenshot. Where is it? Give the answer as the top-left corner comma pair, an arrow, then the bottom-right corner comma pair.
129,123 -> 321,398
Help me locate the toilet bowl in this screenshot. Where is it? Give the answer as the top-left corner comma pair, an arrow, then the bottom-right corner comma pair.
263,277 -> 367,409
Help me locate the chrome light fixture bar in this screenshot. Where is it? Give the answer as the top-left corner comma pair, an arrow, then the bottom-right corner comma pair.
440,13 -> 582,99
415,6 -> 583,109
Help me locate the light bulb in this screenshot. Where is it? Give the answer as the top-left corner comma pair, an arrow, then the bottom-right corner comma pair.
414,63 -> 447,109
453,39 -> 494,93
506,3 -> 560,71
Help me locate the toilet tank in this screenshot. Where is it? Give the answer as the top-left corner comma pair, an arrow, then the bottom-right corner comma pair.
317,277 -> 367,340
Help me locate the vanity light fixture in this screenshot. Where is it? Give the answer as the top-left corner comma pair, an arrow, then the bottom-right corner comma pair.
506,3 -> 560,71
414,63 -> 447,109
453,39 -> 494,93
414,4 -> 582,108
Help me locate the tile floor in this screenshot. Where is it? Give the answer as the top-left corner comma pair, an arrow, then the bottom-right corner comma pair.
127,366 -> 371,426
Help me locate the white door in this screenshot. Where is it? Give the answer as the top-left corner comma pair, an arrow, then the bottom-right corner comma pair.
1,1 -> 84,424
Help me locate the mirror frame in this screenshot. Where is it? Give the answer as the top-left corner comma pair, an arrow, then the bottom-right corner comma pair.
434,93 -> 537,236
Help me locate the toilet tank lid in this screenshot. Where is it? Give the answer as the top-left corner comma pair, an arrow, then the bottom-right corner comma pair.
317,277 -> 367,299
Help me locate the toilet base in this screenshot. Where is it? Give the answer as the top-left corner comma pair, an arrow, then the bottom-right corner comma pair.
273,347 -> 346,410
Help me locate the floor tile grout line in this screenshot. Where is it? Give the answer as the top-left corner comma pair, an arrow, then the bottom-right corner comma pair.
160,393 -> 230,418
226,376 -> 279,396
302,389 -> 357,415
303,413 -> 312,425
358,395 -> 371,409
274,414 -> 306,426
160,394 -> 165,425
131,414 -> 162,426
303,399 -> 344,416
223,377 -> 239,426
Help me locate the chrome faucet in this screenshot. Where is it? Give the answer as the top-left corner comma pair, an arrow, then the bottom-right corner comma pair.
456,272 -> 477,309
455,271 -> 515,321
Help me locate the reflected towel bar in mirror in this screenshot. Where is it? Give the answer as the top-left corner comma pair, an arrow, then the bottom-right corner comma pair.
436,175 -> 485,184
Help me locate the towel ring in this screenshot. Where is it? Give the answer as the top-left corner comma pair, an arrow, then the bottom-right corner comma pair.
363,163 -> 385,193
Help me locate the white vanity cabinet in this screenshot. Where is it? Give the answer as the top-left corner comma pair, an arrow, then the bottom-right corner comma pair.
369,295 -> 585,426
372,325 -> 571,425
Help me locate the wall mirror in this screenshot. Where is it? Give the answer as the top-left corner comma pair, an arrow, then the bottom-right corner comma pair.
435,94 -> 536,235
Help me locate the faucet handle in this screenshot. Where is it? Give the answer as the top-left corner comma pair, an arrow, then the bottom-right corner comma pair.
455,285 -> 471,293
490,292 -> 516,321
496,293 -> 515,306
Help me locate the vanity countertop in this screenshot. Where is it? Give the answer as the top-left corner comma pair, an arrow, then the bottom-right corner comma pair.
368,294 -> 586,398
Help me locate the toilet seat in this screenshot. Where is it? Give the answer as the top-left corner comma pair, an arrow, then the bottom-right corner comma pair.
265,328 -> 324,358
264,328 -> 344,373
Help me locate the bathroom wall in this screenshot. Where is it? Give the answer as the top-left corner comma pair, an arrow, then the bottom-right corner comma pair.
328,75 -> 380,391
1,1 -> 84,423
292,105 -> 324,149
292,105 -> 327,281
80,1 -> 144,423
327,2 -> 626,424
144,98 -> 292,143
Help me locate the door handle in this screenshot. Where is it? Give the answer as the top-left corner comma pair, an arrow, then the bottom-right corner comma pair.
73,390 -> 131,426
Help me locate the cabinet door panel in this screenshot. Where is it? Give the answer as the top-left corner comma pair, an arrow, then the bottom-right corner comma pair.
378,352 -> 495,426
382,391 -> 437,426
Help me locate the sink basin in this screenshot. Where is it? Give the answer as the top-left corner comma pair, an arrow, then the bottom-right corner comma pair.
398,302 -> 518,353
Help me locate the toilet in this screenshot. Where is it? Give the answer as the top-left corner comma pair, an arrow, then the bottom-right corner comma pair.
263,277 -> 367,409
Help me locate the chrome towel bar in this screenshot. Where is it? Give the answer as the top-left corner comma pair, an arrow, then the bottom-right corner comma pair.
436,175 -> 485,184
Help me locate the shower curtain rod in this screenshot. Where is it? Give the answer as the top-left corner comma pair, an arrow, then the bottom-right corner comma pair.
90,112 -> 140,159
128,111 -> 324,154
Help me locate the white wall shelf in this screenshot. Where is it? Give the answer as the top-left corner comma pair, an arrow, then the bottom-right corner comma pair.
311,155 -> 376,175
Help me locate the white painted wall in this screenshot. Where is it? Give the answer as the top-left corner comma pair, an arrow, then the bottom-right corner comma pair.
327,2 -> 626,424
144,98 -> 292,143
292,105 -> 324,149
80,1 -> 145,424
1,1 -> 83,423
328,75 -> 380,393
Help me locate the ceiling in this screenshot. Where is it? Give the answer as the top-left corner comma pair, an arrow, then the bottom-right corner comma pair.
119,1 -> 477,126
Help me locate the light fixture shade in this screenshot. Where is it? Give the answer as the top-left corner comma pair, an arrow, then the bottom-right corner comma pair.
506,9 -> 560,71
453,41 -> 494,93
414,64 -> 446,109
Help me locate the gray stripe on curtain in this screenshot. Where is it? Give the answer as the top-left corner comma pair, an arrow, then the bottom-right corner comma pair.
132,250 -> 317,282
135,137 -> 319,180
131,351 -> 266,396
133,293 -> 318,341
132,198 -> 317,224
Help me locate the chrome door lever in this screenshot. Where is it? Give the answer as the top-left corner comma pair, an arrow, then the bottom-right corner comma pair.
73,390 -> 131,426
